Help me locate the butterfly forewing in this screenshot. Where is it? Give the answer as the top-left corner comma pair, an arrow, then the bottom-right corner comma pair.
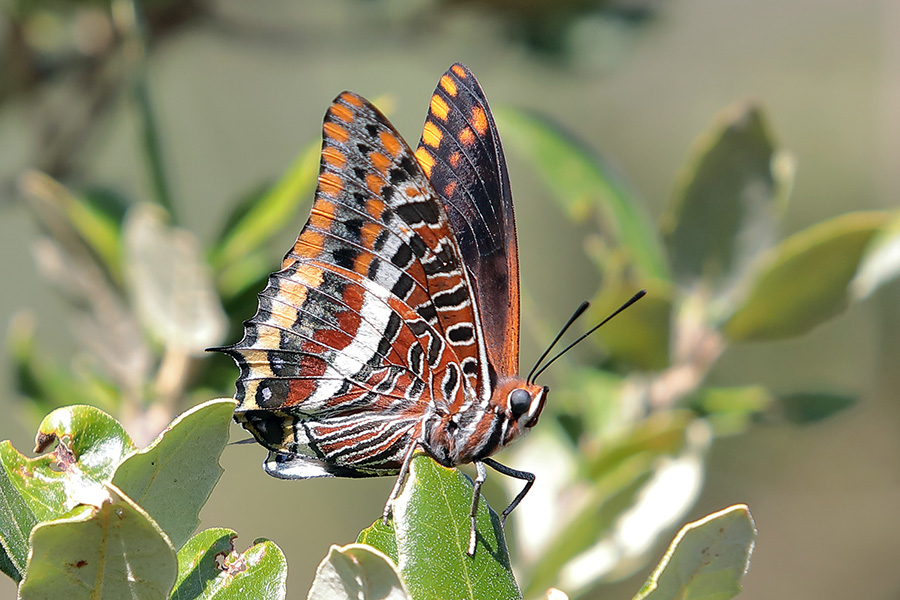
415,63 -> 520,378
222,90 -> 488,478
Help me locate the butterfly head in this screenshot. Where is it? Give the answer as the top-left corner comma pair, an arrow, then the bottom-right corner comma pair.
495,378 -> 549,440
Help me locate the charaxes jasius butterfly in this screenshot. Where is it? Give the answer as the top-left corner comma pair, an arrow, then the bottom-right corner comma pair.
215,63 -> 642,555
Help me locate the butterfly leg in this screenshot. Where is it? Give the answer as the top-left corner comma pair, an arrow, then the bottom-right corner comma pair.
382,439 -> 421,525
467,461 -> 488,556
482,457 -> 535,526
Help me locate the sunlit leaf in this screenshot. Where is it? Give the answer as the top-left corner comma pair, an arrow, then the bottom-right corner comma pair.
724,211 -> 889,341
662,104 -> 791,292
496,107 -> 667,280
171,528 -> 287,600
391,455 -> 521,600
307,544 -> 409,600
851,210 -> 900,299
523,413 -> 705,596
0,461 -> 34,581
632,505 -> 756,600
18,486 -> 177,600
357,519 -> 398,564
124,204 -> 227,352
113,399 -> 235,550
0,405 -> 136,526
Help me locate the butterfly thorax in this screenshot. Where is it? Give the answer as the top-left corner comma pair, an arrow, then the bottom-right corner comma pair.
422,377 -> 548,467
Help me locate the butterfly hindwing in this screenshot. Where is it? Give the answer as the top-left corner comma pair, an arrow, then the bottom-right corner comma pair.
415,63 -> 520,378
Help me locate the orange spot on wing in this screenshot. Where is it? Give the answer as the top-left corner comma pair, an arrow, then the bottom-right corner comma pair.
366,173 -> 385,195
449,152 -> 461,168
440,74 -> 457,97
415,147 -> 435,177
308,200 -> 336,229
361,221 -> 382,246
322,147 -> 346,168
451,64 -> 466,78
430,95 -> 450,121
459,127 -> 475,146
323,122 -> 349,143
471,106 -> 488,136
422,121 -> 442,148
354,251 -> 376,276
318,172 -> 343,197
366,198 -> 386,219
329,103 -> 354,123
341,93 -> 365,107
380,131 -> 402,157
370,151 -> 392,174
295,263 -> 325,286
443,180 -> 457,197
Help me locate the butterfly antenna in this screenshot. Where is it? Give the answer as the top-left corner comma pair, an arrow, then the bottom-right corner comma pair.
526,301 -> 591,385
531,290 -> 646,384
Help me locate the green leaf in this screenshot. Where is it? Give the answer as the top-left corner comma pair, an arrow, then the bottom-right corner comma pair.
113,399 -> 235,550
851,210 -> 900,299
391,455 -> 521,600
778,391 -> 855,425
687,386 -> 773,435
587,278 -> 672,370
0,460 -> 35,581
123,204 -> 228,351
523,413 -> 698,597
171,528 -> 287,600
495,107 -> 668,280
724,211 -> 889,341
357,518 -> 398,565
18,485 -> 178,600
663,103 -> 791,289
0,405 -> 136,525
211,142 -> 319,273
17,172 -> 127,282
308,544 -> 410,600
632,504 -> 757,600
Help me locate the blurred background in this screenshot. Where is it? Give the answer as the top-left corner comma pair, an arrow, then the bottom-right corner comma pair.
1,0 -> 899,598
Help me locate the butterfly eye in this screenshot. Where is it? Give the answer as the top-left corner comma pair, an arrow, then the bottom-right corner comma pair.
508,388 -> 532,418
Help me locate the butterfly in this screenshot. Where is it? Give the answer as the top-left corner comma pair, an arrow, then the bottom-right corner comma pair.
216,63 -> 549,556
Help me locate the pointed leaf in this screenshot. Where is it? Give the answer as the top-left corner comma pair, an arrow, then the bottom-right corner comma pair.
307,544 -> 409,600
0,405 -> 136,525
212,143 -> 319,273
632,505 -> 756,600
0,461 -> 34,581
496,108 -> 667,280
663,104 -> 790,290
392,455 -> 521,600
724,211 -> 889,341
18,172 -> 127,281
113,399 -> 235,550
851,210 -> 900,298
124,204 -> 227,352
171,528 -> 287,600
357,519 -> 398,564
18,486 -> 177,600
